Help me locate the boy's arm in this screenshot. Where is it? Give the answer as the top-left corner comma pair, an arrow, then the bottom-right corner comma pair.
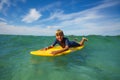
46,45 -> 54,49
41,45 -> 54,50
43,39 -> 57,50
51,46 -> 69,55
41,39 -> 57,50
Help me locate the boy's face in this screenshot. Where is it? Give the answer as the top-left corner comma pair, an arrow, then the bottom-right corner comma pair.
56,33 -> 64,42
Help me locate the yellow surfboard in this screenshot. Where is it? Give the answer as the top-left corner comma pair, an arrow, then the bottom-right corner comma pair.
30,45 -> 84,56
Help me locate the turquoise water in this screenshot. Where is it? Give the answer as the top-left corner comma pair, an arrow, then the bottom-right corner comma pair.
0,35 -> 120,80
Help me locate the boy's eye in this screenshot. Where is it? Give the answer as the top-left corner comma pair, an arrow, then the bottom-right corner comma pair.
56,34 -> 61,36
57,35 -> 62,37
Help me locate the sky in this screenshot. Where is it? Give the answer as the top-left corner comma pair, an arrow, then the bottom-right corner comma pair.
0,0 -> 120,36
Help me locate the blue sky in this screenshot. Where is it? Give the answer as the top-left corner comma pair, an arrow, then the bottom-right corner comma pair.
0,0 -> 120,36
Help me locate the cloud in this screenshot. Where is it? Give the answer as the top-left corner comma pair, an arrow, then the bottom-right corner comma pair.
0,22 -> 55,36
38,0 -> 120,36
0,18 -> 7,22
0,0 -> 26,15
22,8 -> 41,23
62,0 -> 119,21
0,0 -> 120,36
0,0 -> 10,11
39,1 -> 61,12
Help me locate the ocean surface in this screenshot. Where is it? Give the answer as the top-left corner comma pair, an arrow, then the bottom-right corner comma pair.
0,35 -> 120,80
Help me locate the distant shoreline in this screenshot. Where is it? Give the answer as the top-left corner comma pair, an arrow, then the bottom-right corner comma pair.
0,34 -> 120,37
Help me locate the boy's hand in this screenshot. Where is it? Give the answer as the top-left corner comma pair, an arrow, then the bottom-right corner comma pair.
43,47 -> 48,50
51,51 -> 59,55
41,46 -> 53,51
40,47 -> 48,51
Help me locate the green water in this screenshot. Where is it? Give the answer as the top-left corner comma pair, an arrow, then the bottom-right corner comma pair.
0,35 -> 120,80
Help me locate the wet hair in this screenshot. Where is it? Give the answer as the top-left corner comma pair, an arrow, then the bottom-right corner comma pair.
56,29 -> 64,36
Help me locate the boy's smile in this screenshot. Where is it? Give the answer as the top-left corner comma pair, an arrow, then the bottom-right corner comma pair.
56,35 -> 63,42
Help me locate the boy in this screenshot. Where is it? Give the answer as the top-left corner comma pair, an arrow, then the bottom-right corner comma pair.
43,29 -> 88,55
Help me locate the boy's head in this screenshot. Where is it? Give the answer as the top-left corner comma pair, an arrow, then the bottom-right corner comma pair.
55,29 -> 64,42
56,29 -> 64,36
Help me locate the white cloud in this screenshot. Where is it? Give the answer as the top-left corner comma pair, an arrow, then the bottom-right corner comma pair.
38,0 -> 120,36
0,0 -> 120,36
61,0 -> 119,21
0,0 -> 10,11
0,0 -> 26,15
0,22 -> 55,36
0,18 -> 7,22
22,8 -> 41,23
39,1 -> 61,12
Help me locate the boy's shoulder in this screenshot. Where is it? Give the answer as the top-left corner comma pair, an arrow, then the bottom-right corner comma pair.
63,37 -> 69,40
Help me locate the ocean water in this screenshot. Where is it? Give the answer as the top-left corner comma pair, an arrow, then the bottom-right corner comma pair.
0,35 -> 120,80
